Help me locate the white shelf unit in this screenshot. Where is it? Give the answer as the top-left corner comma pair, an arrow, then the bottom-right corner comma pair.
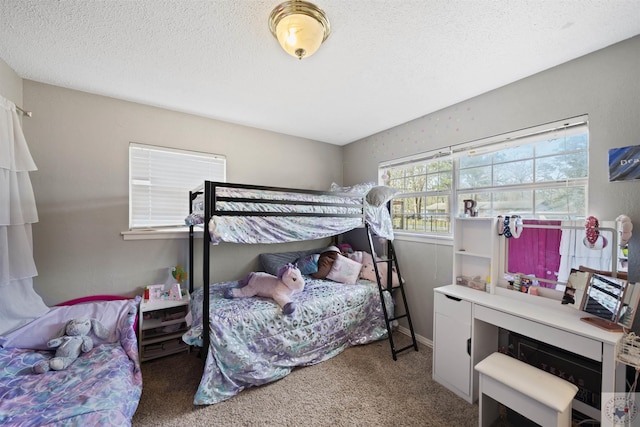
453,217 -> 499,294
139,292 -> 190,362
434,216 -> 499,401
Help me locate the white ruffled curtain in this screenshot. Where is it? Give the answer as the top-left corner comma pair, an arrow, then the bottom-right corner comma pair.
0,95 -> 48,336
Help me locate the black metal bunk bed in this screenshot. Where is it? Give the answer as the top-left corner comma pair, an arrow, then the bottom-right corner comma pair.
188,181 -> 417,361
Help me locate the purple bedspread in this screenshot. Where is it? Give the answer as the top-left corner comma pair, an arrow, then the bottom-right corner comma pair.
0,303 -> 142,426
185,185 -> 395,243
182,277 -> 392,405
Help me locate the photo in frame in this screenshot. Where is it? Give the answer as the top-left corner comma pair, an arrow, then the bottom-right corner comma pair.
147,284 -> 164,301
579,273 -> 626,322
578,273 -> 629,331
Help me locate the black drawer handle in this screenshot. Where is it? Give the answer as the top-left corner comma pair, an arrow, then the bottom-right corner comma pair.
467,338 -> 471,356
445,295 -> 462,302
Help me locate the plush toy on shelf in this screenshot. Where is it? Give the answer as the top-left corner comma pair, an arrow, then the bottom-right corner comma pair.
33,318 -> 110,374
617,214 -> 633,247
172,264 -> 188,284
224,263 -> 304,315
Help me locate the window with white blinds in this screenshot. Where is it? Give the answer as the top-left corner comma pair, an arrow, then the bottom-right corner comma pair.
379,115 -> 589,237
129,143 -> 226,229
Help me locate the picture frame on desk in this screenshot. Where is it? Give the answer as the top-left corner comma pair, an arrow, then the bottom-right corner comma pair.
146,284 -> 164,301
578,273 -> 633,332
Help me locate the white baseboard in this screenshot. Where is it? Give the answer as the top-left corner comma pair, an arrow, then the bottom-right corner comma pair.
396,325 -> 433,349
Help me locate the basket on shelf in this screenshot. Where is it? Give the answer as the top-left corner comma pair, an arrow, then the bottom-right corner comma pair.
615,332 -> 640,370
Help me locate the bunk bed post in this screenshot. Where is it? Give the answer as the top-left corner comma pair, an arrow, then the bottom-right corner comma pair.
202,181 -> 212,357
189,190 -> 195,295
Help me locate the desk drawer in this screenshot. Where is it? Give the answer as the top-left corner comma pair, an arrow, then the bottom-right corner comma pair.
435,292 -> 471,322
474,305 -> 602,362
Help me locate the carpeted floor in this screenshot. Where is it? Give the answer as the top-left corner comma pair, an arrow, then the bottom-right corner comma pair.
132,333 -> 482,426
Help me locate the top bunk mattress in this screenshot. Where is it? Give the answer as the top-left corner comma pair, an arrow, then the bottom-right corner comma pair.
186,182 -> 395,243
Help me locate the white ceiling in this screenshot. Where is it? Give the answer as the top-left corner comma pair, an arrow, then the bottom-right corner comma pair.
1,1 -> 639,145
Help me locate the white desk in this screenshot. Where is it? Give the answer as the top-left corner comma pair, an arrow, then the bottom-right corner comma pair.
433,284 -> 625,426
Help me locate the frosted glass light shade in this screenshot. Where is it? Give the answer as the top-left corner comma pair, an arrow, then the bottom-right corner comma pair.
276,14 -> 324,59
269,1 -> 330,60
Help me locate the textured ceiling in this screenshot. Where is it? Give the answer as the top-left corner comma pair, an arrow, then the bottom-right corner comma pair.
1,0 -> 639,145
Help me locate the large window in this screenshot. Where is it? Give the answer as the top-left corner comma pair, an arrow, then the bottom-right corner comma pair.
380,117 -> 589,237
386,159 -> 453,234
129,143 -> 226,229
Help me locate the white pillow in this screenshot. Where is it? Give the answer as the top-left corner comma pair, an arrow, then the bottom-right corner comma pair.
326,254 -> 362,285
0,279 -> 50,336
366,186 -> 401,207
330,182 -> 376,195
0,299 -> 134,350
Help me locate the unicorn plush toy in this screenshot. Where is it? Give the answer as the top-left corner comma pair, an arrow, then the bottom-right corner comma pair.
224,263 -> 305,315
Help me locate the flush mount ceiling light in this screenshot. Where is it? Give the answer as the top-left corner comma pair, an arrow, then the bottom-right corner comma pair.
268,0 -> 330,60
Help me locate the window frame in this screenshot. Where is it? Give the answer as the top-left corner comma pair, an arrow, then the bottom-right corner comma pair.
386,158 -> 453,237
379,116 -> 589,240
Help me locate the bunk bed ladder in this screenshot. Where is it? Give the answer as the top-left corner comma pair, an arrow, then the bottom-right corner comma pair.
365,223 -> 418,360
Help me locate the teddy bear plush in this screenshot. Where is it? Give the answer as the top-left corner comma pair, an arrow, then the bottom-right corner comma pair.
224,263 -> 304,315
33,318 -> 110,374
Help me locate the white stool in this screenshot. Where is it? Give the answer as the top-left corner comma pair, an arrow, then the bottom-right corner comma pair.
475,352 -> 578,427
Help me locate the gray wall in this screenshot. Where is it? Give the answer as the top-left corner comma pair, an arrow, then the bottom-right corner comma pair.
19,81 -> 341,305
343,35 -> 640,342
0,57 -> 22,106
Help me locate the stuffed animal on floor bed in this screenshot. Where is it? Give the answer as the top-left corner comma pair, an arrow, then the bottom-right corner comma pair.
33,318 -> 110,374
224,263 -> 305,315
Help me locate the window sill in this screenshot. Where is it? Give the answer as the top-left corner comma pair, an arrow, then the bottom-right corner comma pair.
121,228 -> 204,241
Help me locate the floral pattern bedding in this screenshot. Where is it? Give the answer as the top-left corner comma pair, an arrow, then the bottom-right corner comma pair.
207,214 -> 365,244
185,185 -> 394,243
182,276 -> 393,405
0,302 -> 142,426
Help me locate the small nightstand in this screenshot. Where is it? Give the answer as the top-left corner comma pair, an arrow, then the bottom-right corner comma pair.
138,292 -> 190,362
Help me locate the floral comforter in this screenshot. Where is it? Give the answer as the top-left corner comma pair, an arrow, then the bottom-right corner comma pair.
185,185 -> 395,243
182,277 -> 392,405
0,301 -> 142,426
